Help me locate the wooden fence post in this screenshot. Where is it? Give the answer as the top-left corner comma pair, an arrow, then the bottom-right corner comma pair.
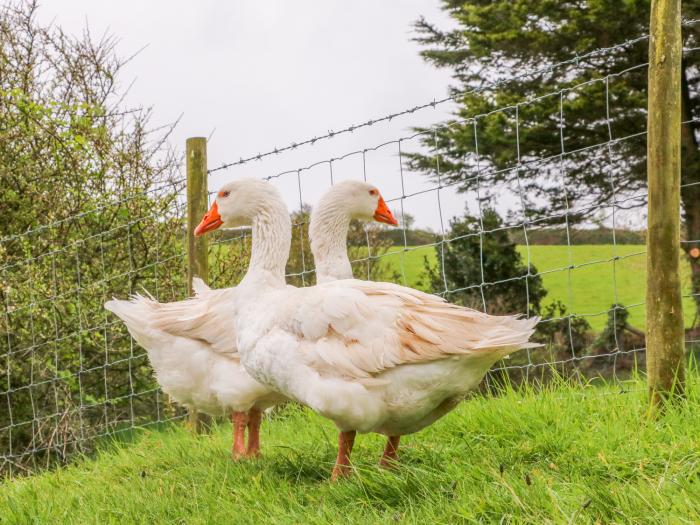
646,0 -> 685,407
185,137 -> 212,431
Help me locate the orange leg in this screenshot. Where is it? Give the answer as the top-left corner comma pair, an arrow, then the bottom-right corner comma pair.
331,430 -> 357,481
379,435 -> 401,468
231,411 -> 249,460
246,408 -> 263,457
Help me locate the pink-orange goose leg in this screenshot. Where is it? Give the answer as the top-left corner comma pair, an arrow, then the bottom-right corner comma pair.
331,430 -> 357,481
231,411 -> 249,460
246,408 -> 263,457
379,435 -> 401,468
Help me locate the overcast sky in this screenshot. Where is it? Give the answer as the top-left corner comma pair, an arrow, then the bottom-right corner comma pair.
36,1 -> 481,229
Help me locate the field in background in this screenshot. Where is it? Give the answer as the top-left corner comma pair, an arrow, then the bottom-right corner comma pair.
2,376 -> 698,523
210,241 -> 694,332
380,244 -> 695,332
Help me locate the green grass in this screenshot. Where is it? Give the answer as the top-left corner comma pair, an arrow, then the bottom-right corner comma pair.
381,244 -> 695,332
2,377 -> 699,524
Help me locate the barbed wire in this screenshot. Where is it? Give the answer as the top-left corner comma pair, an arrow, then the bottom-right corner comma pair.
207,37 -> 648,173
208,19 -> 700,174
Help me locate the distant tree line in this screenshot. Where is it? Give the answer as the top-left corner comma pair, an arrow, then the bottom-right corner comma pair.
380,223 -> 645,246
508,227 -> 645,246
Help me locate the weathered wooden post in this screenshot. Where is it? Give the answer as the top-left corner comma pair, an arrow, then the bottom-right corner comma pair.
185,137 -> 212,431
646,0 -> 685,407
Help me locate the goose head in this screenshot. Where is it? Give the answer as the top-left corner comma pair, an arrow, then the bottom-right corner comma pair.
195,178 -> 286,236
318,180 -> 398,226
309,180 -> 398,283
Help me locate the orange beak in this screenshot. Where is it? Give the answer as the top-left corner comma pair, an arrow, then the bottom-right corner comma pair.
194,201 -> 223,236
373,196 -> 398,226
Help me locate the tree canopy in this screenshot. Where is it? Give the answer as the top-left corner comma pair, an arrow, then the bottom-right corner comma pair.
410,0 -> 700,324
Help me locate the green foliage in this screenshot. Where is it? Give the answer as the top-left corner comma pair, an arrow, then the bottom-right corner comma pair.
2,376 -> 700,523
379,227 -> 437,247
208,231 -> 252,288
534,300 -> 593,358
590,303 -> 646,358
409,0 -> 700,322
0,1 -> 184,475
425,207 -> 546,315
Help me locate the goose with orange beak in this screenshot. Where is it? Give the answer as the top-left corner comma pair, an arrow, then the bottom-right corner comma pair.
106,179 -> 399,463
194,201 -> 223,236
193,178 -> 538,481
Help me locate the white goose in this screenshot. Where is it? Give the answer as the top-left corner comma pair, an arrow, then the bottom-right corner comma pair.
104,180 -> 396,459
195,178 -> 539,480
104,281 -> 284,459
309,180 -> 405,465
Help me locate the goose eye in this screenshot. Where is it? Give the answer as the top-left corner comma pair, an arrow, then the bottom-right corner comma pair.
369,189 -> 378,196
218,190 -> 230,198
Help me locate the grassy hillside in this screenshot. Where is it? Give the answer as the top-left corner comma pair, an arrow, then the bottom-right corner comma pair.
379,244 -> 695,332
2,377 -> 699,524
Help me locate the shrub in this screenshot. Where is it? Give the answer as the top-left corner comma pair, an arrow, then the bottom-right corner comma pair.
1,1 -> 183,475
424,207 -> 546,315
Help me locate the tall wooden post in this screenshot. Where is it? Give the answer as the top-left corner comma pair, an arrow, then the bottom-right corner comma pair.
646,0 -> 685,407
185,137 -> 211,431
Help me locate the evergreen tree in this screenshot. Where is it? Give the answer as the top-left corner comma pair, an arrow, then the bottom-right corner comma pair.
426,207 -> 546,315
410,0 -> 700,326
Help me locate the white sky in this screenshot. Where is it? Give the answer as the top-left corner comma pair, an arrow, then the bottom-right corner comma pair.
34,1 -> 648,233
36,1 -> 481,230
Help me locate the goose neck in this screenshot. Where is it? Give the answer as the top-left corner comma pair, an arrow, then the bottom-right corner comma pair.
310,202 -> 353,282
243,205 -> 291,288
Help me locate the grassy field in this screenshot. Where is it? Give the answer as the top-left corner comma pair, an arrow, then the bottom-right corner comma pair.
379,244 -> 695,332
2,376 -> 699,524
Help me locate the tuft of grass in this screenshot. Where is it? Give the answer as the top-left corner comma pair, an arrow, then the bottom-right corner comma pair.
2,377 -> 699,524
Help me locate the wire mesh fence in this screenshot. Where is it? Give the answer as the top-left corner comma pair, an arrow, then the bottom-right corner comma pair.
2,26 -> 699,477
1,180 -> 189,475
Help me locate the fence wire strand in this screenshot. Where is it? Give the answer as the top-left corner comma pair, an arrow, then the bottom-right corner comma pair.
3,28 -> 699,477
